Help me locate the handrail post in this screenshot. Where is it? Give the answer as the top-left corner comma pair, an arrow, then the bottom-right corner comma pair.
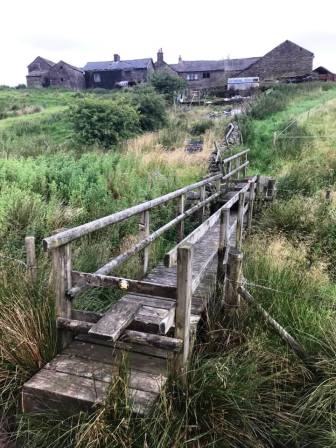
175,244 -> 193,382
224,248 -> 243,308
216,209 -> 230,301
200,185 -> 206,221
51,243 -> 72,350
177,194 -> 185,242
25,236 -> 37,283
139,210 -> 150,276
247,181 -> 255,231
236,192 -> 245,250
256,174 -> 262,211
243,152 -> 248,178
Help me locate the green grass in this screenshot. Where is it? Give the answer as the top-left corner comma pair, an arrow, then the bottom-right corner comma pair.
2,83 -> 336,447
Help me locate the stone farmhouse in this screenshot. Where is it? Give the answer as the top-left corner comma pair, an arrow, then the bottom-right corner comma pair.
84,54 -> 154,89
26,40 -> 315,91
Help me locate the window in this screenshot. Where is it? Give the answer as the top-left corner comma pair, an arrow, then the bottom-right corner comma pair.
203,72 -> 210,79
186,73 -> 199,81
60,78 -> 64,82
93,73 -> 101,83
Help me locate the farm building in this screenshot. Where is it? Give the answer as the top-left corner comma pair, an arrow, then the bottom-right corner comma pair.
169,57 -> 259,90
26,57 -> 85,90
168,40 -> 314,90
313,66 -> 336,82
84,54 -> 155,89
26,56 -> 56,88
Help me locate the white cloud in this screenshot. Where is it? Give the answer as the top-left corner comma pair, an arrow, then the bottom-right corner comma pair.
1,0 -> 336,85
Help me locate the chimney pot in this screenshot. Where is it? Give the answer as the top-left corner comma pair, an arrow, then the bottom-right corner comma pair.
114,54 -> 120,62
178,55 -> 183,63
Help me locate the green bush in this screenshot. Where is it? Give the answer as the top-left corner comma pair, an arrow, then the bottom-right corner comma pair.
123,86 -> 167,131
69,98 -> 140,148
150,71 -> 186,102
249,88 -> 288,119
189,119 -> 213,135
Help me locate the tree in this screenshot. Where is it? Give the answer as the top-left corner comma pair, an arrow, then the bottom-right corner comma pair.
150,72 -> 186,102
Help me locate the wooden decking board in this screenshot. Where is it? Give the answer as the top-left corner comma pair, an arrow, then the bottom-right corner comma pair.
22,369 -> 158,415
88,300 -> 141,341
44,354 -> 166,393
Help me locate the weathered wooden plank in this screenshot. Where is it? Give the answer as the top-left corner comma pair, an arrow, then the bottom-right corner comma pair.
44,354 -> 166,393
22,369 -> 158,415
75,334 -> 174,359
57,317 -> 93,334
120,293 -> 175,310
222,149 -> 250,164
135,305 -> 175,335
63,340 -> 168,376
72,309 -> 103,323
89,301 -> 141,341
71,271 -> 177,300
120,330 -> 182,352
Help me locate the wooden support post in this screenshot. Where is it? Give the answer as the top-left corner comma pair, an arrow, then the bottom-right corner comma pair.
247,181 -> 255,231
224,248 -> 243,308
175,244 -> 193,380
51,243 -> 72,350
177,194 -> 185,242
256,174 -> 262,211
200,185 -> 206,221
236,192 -> 245,250
226,161 -> 232,190
243,152 -> 248,178
215,177 -> 221,193
216,209 -> 230,300
139,210 -> 150,276
25,236 -> 37,283
267,179 -> 276,200
237,157 -> 241,180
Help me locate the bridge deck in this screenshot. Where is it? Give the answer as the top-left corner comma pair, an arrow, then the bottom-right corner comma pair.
22,186 -> 247,416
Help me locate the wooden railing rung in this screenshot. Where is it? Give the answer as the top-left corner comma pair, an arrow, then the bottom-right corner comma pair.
70,271 -> 177,300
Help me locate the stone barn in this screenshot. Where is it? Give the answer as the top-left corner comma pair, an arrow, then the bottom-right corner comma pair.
26,56 -> 55,88
84,54 -> 155,89
239,40 -> 314,82
313,66 -> 336,82
49,61 -> 85,90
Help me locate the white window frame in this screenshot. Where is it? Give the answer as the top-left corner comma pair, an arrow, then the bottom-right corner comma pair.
93,73 -> 101,83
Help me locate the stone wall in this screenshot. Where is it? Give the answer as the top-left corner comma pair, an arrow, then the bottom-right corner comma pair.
49,64 -> 85,90
240,41 -> 313,80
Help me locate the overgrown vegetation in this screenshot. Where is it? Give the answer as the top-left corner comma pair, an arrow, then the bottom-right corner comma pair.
2,82 -> 336,447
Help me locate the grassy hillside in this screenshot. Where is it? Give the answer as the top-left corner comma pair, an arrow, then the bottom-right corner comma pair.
2,83 -> 336,447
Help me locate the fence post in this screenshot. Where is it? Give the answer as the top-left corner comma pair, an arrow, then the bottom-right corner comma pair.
175,244 -> 193,381
267,179 -> 276,200
51,243 -> 72,350
216,208 -> 230,301
200,185 -> 206,221
139,210 -> 150,276
177,194 -> 185,242
224,248 -> 243,308
25,236 -> 37,283
247,181 -> 255,231
236,192 -> 245,250
256,174 -> 262,211
243,152 -> 248,177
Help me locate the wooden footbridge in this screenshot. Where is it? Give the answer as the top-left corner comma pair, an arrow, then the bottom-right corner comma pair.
22,148 -> 274,416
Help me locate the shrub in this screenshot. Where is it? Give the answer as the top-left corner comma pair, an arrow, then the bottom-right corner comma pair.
69,98 -> 140,148
150,71 -> 186,102
190,119 -> 213,135
123,86 -> 167,131
249,88 -> 289,119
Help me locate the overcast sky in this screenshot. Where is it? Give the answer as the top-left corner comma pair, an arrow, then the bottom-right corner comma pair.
1,0 -> 336,86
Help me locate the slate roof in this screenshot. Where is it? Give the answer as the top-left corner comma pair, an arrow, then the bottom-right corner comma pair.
84,58 -> 152,71
28,56 -> 56,68
50,60 -> 84,73
170,57 -> 260,73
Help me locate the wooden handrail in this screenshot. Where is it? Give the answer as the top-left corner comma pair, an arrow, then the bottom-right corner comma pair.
69,190 -> 222,297
222,149 -> 250,165
43,173 -> 222,250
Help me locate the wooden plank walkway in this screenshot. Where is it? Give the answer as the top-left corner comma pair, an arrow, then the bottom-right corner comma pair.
22,211 -> 239,415
22,173 -> 259,417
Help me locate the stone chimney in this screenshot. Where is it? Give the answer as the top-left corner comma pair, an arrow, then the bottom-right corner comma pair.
114,54 -> 120,62
178,55 -> 183,63
157,48 -> 164,64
